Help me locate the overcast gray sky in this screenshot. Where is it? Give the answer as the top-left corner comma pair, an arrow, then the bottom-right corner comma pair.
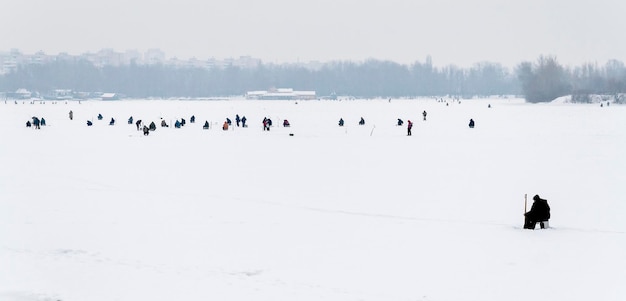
2,0 -> 625,67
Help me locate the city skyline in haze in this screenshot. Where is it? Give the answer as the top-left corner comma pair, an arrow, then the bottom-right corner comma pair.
2,0 -> 625,68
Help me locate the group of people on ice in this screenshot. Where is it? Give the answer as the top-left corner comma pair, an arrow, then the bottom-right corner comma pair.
335,111 -> 472,136
31,109 -> 477,138
25,116 -> 45,129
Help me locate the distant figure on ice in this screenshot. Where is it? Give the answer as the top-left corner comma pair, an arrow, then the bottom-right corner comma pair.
222,121 -> 229,130
32,117 -> 40,129
128,116 -> 133,124
488,104 -> 491,108
407,120 -> 413,136
86,120 -> 93,126
175,120 -> 181,128
283,119 -> 290,127
359,117 -> 365,125
97,114 -> 103,120
181,118 -> 186,126
397,118 -> 403,126
143,125 -> 150,136
263,117 -> 270,131
109,118 -> 115,125
40,117 -> 46,126
149,122 -> 156,131
69,110 -> 73,120
161,119 -> 169,127
136,120 -> 142,130
338,118 -> 344,126
226,118 -> 232,126
203,120 -> 210,129
422,110 -> 427,121
241,116 -> 247,127
524,195 -> 551,229
190,115 -> 195,123
235,114 -> 241,127
26,120 -> 31,127
468,119 -> 475,128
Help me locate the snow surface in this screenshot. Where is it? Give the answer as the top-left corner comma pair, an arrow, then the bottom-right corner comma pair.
1,98 -> 625,301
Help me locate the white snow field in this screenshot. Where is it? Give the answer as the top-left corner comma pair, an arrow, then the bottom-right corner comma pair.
1,97 -> 625,301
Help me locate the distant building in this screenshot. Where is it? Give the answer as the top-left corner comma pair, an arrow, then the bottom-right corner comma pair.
246,88 -> 316,100
101,93 -> 120,100
145,49 -> 166,65
47,89 -> 73,100
6,88 -> 32,99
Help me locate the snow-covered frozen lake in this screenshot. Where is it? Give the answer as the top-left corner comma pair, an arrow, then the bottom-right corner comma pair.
1,97 -> 625,301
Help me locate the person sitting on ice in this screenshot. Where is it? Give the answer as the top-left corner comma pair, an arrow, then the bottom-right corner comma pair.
190,115 -> 195,123
524,195 -> 551,229
468,119 -> 475,128
222,121 -> 229,131
109,118 -> 115,125
26,120 -> 32,127
203,120 -> 209,129
226,118 -> 232,126
149,122 -> 156,131
397,118 -> 403,126
359,117 -> 365,125
128,116 -> 133,124
143,125 -> 150,136
40,117 -> 46,126
175,120 -> 181,128
161,119 -> 169,127
338,118 -> 344,126
283,119 -> 290,127
87,120 -> 93,126
97,114 -> 103,120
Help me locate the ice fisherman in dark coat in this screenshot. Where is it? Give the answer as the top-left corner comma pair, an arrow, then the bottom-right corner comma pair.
407,120 -> 413,136
524,195 -> 551,229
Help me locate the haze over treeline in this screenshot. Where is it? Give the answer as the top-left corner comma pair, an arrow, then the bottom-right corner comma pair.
2,56 -> 626,102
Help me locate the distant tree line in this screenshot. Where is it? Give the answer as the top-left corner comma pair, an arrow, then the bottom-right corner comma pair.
2,56 -> 626,102
516,56 -> 626,103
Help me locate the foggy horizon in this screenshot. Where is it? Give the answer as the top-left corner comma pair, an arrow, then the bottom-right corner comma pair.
4,47 -> 626,70
3,0 -> 626,68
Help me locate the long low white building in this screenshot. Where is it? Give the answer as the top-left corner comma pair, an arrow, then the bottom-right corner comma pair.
246,88 -> 316,100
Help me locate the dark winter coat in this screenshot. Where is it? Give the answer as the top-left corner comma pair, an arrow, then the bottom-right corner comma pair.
525,196 -> 550,221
